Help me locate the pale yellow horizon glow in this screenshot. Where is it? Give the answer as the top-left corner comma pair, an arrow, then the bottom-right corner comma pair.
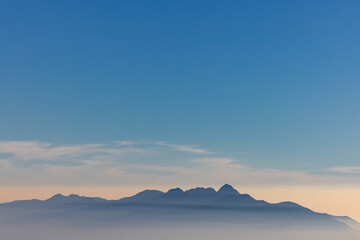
1,185 -> 359,222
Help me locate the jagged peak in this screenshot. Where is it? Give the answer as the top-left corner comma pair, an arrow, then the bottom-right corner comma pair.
185,187 -> 216,195
46,193 -> 84,202
217,184 -> 240,195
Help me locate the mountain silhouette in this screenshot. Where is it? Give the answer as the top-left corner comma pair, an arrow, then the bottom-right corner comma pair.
185,187 -> 216,195
217,184 -> 240,195
119,190 -> 164,202
0,184 -> 358,233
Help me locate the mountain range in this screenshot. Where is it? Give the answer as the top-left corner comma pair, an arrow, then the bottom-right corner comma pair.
1,184 -> 359,235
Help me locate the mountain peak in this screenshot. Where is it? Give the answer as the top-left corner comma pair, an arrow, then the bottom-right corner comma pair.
69,194 -> 80,198
166,188 -> 184,194
163,188 -> 186,198
132,190 -> 164,199
47,193 -> 65,200
185,187 -> 216,195
218,184 -> 240,195
46,193 -> 84,203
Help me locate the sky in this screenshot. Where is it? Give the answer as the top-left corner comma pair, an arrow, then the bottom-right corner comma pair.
1,0 -> 360,219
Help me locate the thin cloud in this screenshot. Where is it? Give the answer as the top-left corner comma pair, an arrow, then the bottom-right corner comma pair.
114,140 -> 137,146
155,142 -> 214,154
126,164 -> 196,175
0,140 -> 145,162
327,166 -> 360,174
2,140 -> 360,188
193,157 -> 245,169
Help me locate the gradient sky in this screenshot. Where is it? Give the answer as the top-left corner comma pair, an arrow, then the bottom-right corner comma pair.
1,0 -> 360,219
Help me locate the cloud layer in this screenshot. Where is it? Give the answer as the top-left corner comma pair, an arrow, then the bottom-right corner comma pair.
0,140 -> 359,188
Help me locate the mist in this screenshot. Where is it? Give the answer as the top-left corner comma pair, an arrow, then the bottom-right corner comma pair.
2,185 -> 359,240
2,222 -> 359,240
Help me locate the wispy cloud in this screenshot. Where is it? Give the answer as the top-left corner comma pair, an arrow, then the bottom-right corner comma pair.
193,157 -> 244,169
126,164 -> 196,175
327,166 -> 360,174
0,140 -> 214,164
114,140 -> 137,146
154,142 -> 214,154
0,140 -> 144,162
2,140 -> 360,188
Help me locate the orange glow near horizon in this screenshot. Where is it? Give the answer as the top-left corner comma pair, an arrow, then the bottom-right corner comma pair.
1,185 -> 360,222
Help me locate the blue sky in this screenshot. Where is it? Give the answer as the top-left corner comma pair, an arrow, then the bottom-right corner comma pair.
1,0 -> 360,185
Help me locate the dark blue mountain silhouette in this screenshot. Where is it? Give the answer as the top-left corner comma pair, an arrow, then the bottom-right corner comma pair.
0,184 -> 358,232
118,190 -> 164,202
185,187 -> 216,195
217,184 -> 240,195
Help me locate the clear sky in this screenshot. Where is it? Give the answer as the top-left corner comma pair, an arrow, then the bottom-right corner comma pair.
1,0 -> 360,219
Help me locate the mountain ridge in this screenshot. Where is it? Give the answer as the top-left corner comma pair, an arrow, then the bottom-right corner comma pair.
1,184 -> 358,232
